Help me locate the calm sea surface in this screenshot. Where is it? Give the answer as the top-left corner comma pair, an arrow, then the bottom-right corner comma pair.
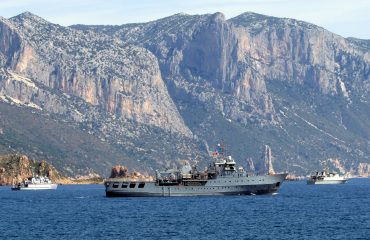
1,179 -> 369,240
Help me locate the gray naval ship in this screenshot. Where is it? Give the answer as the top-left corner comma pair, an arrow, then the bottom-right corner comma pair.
105,147 -> 288,197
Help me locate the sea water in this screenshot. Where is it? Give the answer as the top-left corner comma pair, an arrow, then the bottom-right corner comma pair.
0,179 -> 369,239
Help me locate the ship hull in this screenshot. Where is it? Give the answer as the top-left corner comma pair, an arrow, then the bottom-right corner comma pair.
105,173 -> 287,197
11,184 -> 58,190
307,179 -> 347,185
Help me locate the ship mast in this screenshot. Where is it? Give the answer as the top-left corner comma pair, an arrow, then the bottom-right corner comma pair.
218,140 -> 226,157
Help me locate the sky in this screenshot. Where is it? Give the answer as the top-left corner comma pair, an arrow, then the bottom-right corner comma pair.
0,0 -> 369,39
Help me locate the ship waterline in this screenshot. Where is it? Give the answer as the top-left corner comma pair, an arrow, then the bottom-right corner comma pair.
13,183 -> 58,190
307,179 -> 347,185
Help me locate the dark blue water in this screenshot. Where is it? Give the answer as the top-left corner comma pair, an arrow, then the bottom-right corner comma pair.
1,179 -> 369,240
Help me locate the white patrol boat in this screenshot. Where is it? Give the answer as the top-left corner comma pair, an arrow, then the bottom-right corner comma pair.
11,176 -> 58,190
307,168 -> 348,185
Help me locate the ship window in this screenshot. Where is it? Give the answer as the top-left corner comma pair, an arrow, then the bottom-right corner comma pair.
122,182 -> 128,188
113,182 -> 119,188
129,183 -> 136,188
138,183 -> 145,188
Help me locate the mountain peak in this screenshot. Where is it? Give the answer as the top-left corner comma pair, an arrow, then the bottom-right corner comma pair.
151,12 -> 193,23
211,12 -> 225,21
10,11 -> 49,25
236,11 -> 270,18
230,11 -> 279,24
229,11 -> 321,31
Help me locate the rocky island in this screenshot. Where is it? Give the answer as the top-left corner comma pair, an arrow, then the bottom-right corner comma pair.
0,154 -> 103,185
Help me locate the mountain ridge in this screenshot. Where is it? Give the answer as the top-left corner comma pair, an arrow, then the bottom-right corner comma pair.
0,11 -> 369,177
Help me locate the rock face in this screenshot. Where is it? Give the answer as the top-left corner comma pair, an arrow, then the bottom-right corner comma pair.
82,12 -> 369,124
0,12 -> 205,176
1,13 -> 189,135
357,163 -> 370,177
0,12 -> 369,176
254,145 -> 275,174
265,145 -> 275,175
109,165 -> 153,180
0,154 -> 64,185
91,13 -> 276,125
229,13 -> 369,96
110,165 -> 128,178
245,158 -> 255,172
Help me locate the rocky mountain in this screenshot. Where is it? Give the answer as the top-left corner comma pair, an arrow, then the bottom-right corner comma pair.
0,153 -> 104,184
109,165 -> 153,180
0,12 -> 207,176
0,154 -> 64,185
0,11 -> 369,176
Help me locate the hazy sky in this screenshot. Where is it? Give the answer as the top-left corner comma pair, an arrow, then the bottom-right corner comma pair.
0,0 -> 369,39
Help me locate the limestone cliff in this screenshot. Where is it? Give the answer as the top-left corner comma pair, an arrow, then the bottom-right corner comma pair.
0,12 -> 205,176
91,12 -> 368,174
0,11 -> 369,176
229,12 -> 369,97
83,12 -> 369,125
90,13 -> 276,125
1,12 -> 190,136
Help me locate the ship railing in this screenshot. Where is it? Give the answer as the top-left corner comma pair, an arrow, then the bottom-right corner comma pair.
105,177 -> 154,182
